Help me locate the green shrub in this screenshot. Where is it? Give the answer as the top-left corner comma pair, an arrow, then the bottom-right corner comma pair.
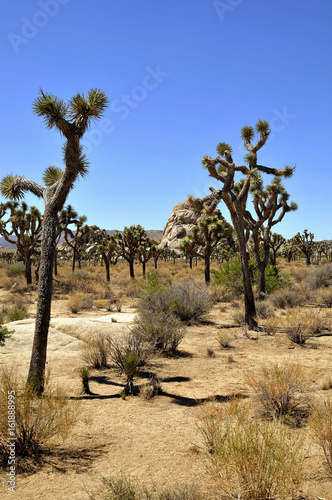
6,305 -> 29,322
5,262 -> 26,277
212,256 -> 291,296
0,317 -> 13,346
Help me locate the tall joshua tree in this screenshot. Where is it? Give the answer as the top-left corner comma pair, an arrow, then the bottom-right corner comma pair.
202,120 -> 294,328
0,201 -> 43,284
0,89 -> 108,393
245,174 -> 297,299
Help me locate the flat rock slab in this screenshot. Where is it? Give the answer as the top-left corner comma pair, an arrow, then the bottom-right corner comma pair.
0,313 -> 136,355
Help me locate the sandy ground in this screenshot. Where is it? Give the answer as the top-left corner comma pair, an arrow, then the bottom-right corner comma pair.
1,289 -> 332,499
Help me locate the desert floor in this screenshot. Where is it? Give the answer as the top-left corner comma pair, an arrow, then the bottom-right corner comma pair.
0,260 -> 332,499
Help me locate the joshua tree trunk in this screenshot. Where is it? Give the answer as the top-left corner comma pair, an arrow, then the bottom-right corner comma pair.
142,261 -> 146,277
129,259 -> 135,279
189,255 -> 193,269
54,248 -> 58,276
25,257 -> 32,285
27,207 -> 58,391
204,253 -> 210,285
105,259 -> 110,282
233,217 -> 257,329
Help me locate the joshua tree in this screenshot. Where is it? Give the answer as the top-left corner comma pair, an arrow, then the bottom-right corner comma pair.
281,238 -> 298,263
97,238 -> 118,282
0,201 -> 42,284
0,88 -> 108,393
269,233 -> 286,266
138,235 -> 154,277
59,205 -> 89,271
201,120 -> 294,328
151,244 -> 163,269
294,230 -> 315,266
245,174 -> 297,299
180,201 -> 233,285
111,225 -> 146,279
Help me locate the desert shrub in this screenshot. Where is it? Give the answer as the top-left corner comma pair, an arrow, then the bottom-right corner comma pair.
283,308 -> 329,344
140,274 -> 212,323
82,334 -> 108,369
139,375 -> 162,400
264,264 -> 292,294
0,317 -> 13,346
198,399 -> 305,499
270,287 -> 306,309
255,300 -> 275,319
230,303 -> 245,326
107,330 -> 153,372
307,264 -> 332,290
216,331 -> 233,349
210,284 -> 234,303
87,475 -> 202,500
309,398 -> 332,474
5,262 -> 26,277
67,292 -> 94,313
211,255 -> 251,295
246,362 -> 313,426
6,305 -> 29,322
0,369 -> 78,467
133,309 -> 184,353
318,287 -> 332,308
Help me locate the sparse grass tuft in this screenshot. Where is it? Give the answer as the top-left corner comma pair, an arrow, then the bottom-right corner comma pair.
246,362 -> 313,426
198,399 -> 305,499
0,369 -> 79,468
283,308 -> 330,344
82,334 -> 108,369
216,331 -> 233,349
309,398 -> 332,474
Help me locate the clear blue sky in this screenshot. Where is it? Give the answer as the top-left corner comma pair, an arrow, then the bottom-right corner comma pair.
1,0 -> 331,240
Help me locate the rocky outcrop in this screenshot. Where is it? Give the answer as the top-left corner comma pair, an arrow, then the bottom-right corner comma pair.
159,201 -> 225,251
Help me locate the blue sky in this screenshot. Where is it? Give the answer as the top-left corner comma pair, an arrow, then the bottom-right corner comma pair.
1,0 -> 331,240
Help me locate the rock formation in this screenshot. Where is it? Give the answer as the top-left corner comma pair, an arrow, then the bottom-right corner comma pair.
159,201 -> 225,251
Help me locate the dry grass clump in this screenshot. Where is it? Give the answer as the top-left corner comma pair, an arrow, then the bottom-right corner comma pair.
255,300 -> 275,319
269,287 -> 306,309
283,308 -> 330,344
307,264 -> 332,290
0,369 -> 78,468
87,475 -> 202,499
67,292 -> 94,313
198,399 -> 305,499
216,330 -> 233,349
317,287 -> 332,308
82,334 -> 108,369
107,330 -> 153,373
139,375 -> 162,400
209,285 -> 234,303
246,362 -> 313,426
309,398 -> 332,474
230,302 -> 245,326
